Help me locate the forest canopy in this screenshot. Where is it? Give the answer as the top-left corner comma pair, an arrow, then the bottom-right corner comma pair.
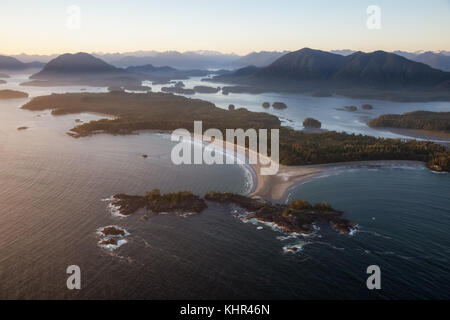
21,92 -> 450,172
369,111 -> 450,132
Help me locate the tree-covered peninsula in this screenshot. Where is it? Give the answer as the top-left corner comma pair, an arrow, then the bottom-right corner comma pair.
21,92 -> 450,172
369,111 -> 450,133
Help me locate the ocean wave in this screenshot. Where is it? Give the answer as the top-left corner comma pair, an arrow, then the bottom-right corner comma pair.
348,226 -> 359,236
313,241 -> 346,251
373,250 -> 414,261
177,212 -> 198,218
276,234 -> 299,241
102,196 -> 129,218
431,171 -> 448,175
232,208 -> 317,255
283,241 -> 308,254
99,239 -> 128,251
358,229 -> 392,240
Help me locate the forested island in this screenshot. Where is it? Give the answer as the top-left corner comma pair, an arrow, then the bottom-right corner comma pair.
278,128 -> 449,172
272,102 -> 287,110
21,92 -> 449,172
303,118 -> 322,129
109,190 -> 355,235
111,189 -> 207,215
193,86 -> 220,94
369,111 -> 450,132
161,86 -> 195,95
21,92 -> 281,135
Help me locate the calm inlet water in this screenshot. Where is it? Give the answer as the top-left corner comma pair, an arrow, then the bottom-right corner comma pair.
148,76 -> 450,142
0,74 -> 449,299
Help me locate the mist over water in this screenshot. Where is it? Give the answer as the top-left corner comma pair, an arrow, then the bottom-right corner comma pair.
0,75 -> 449,299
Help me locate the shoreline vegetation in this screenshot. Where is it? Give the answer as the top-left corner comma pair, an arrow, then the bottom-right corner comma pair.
369,111 -> 450,133
109,190 -> 356,235
21,92 -> 449,173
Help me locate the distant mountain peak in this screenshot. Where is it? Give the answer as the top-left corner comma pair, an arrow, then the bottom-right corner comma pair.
30,52 -> 124,79
218,47 -> 450,91
0,55 -> 44,70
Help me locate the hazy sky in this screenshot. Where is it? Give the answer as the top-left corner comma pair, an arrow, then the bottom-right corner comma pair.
1,0 -> 449,55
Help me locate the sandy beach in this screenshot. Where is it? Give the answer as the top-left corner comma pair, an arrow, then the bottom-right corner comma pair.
203,134 -> 325,200
188,132 -> 429,202
251,160 -> 426,202
153,131 -> 429,202
250,164 -> 324,201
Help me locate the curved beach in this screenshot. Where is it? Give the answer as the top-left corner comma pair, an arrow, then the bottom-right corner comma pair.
204,133 -> 429,202
248,159 -> 427,202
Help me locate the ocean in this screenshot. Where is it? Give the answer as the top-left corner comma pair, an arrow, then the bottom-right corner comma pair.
0,74 -> 449,299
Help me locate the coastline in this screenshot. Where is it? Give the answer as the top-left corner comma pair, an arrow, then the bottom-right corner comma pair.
372,127 -> 450,146
153,131 -> 429,203
279,160 -> 426,203
247,157 -> 426,202
208,133 -> 428,202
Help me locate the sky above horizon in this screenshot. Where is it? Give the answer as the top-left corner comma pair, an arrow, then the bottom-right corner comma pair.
1,0 -> 449,55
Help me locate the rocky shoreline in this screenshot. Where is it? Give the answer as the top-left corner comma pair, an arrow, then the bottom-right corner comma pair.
108,190 -> 355,235
205,192 -> 355,235
96,226 -> 130,250
110,190 -> 207,216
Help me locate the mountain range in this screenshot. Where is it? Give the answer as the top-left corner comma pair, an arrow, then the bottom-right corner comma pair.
125,64 -> 230,83
106,51 -> 239,69
13,48 -> 450,101
212,48 -> 450,101
332,50 -> 450,72
230,51 -> 290,68
24,52 -> 140,88
0,55 -> 44,70
5,49 -> 450,72
24,52 -> 227,87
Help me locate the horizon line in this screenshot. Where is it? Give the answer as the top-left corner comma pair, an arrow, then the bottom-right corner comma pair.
2,47 -> 450,58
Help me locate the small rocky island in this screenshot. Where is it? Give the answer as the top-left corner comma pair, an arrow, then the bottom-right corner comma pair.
272,102 -> 287,110
262,102 -> 270,109
193,86 -> 220,94
0,89 -> 29,99
303,118 -> 322,129
362,104 -> 374,110
96,226 -> 129,249
109,189 -> 355,235
221,86 -> 266,95
344,105 -> 358,112
161,86 -> 195,95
